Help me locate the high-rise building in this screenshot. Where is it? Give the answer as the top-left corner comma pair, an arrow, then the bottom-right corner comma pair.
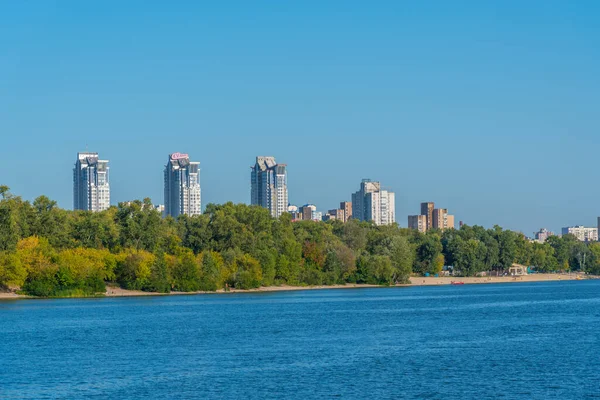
408,215 -> 428,233
351,179 -> 395,225
251,156 -> 288,218
420,202 -> 434,230
73,152 -> 110,212
432,208 -> 455,231
340,201 -> 352,222
164,152 -> 201,218
561,226 -> 598,242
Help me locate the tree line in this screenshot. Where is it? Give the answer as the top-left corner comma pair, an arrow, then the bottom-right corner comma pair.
0,186 -> 597,297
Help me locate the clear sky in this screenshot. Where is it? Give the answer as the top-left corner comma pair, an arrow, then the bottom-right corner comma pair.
1,1 -> 599,236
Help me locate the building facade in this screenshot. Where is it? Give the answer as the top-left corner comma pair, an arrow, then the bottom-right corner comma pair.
300,204 -> 322,222
408,215 -> 428,233
73,152 -> 110,212
420,202 -> 434,230
251,156 -> 288,218
561,226 -> 598,242
432,208 -> 455,231
534,228 -> 554,243
325,208 -> 345,221
340,201 -> 352,222
164,152 -> 201,218
351,179 -> 395,225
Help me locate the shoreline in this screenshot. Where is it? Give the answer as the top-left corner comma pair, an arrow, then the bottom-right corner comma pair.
0,273 -> 593,300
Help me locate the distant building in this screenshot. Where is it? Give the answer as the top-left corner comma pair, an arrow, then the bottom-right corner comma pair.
534,228 -> 554,243
561,226 -> 598,242
313,211 -> 323,222
432,208 -> 455,231
288,205 -> 302,221
164,152 -> 201,218
351,180 -> 395,225
340,201 -> 352,222
154,204 -> 165,218
408,215 -> 428,233
420,202 -> 434,231
300,204 -> 321,222
325,209 -> 345,221
73,152 -> 110,212
251,156 -> 288,218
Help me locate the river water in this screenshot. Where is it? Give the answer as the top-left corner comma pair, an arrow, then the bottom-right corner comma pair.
1,280 -> 599,399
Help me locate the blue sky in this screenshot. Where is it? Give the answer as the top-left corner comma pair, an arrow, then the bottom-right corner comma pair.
1,1 -> 599,235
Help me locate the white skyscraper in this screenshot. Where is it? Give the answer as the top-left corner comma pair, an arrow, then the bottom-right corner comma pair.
164,152 -> 201,218
351,179 -> 395,225
73,152 -> 110,212
251,156 -> 288,218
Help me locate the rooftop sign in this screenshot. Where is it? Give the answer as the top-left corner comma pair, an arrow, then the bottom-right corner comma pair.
171,152 -> 189,160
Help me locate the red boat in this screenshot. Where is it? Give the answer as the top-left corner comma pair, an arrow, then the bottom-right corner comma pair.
451,281 -> 465,285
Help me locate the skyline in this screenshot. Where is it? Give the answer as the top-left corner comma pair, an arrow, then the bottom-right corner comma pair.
2,1 -> 600,235
6,147 -> 600,236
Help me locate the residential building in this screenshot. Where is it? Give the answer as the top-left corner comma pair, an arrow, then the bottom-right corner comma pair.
420,202 -> 434,230
408,215 -> 428,233
288,205 -> 302,221
340,201 -> 352,222
314,211 -> 323,222
73,152 -> 110,212
534,228 -> 554,243
164,152 -> 201,218
301,204 -> 321,222
325,209 -> 345,221
351,179 -> 395,225
432,208 -> 455,231
561,226 -> 598,242
251,156 -> 288,218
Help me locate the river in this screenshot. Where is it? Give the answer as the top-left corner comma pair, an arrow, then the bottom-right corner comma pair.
1,280 -> 599,399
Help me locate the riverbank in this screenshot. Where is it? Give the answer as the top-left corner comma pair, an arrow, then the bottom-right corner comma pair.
103,283 -> 382,297
105,273 -> 587,297
0,273 -> 591,300
408,273 -> 587,286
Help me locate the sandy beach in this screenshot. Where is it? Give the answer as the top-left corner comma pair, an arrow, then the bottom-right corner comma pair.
407,273 -> 586,286
100,273 -> 592,297
0,291 -> 28,300
0,273 -> 591,300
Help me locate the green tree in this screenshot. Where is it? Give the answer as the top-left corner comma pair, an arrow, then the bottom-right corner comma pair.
171,249 -> 201,292
586,242 -> 600,275
18,237 -> 59,297
389,236 -> 414,283
547,235 -> 579,271
115,249 -> 155,290
198,251 -> 224,291
145,252 -> 171,293
115,199 -> 163,251
493,227 -> 517,271
453,238 -> 486,276
233,254 -> 262,289
0,252 -> 27,289
413,232 -> 443,275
